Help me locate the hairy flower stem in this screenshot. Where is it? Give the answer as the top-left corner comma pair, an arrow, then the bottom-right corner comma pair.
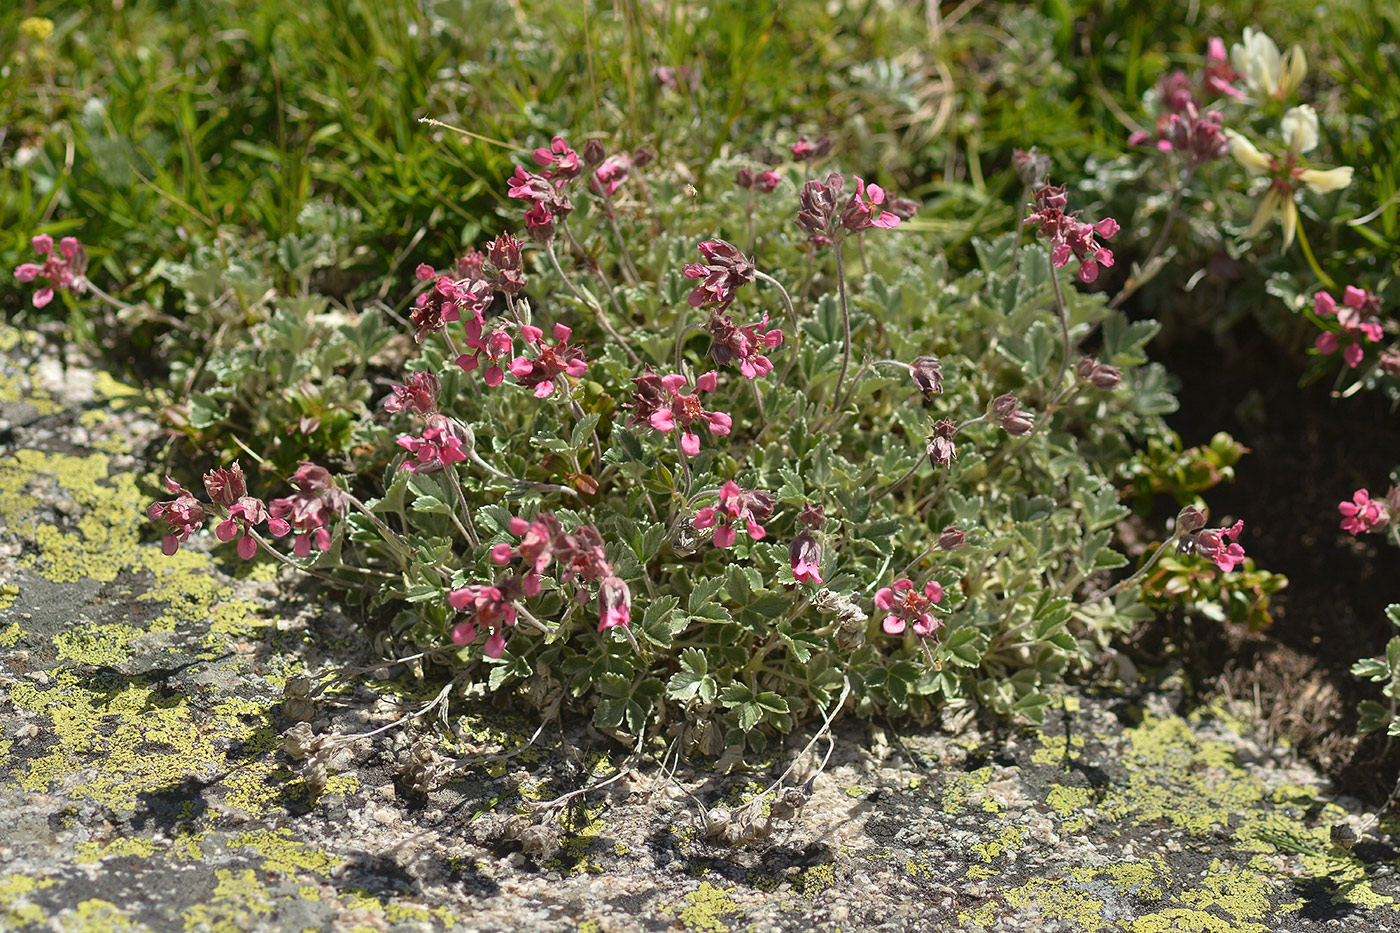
443,467 -> 481,550
829,238 -> 854,421
341,490 -> 417,570
466,449 -> 581,500
242,526 -> 374,591
1085,528 -> 1186,605
1110,168 -> 1192,311
735,675 -> 851,820
593,188 -> 641,286
981,383 -> 1086,483
674,322 -> 706,375
1048,260 -> 1074,397
545,239 -> 643,365
754,268 -> 802,399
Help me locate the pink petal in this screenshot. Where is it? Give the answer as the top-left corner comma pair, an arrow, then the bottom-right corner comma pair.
162,535 -> 179,556
237,535 -> 258,560
451,622 -> 477,646
882,615 -> 906,635
33,288 -> 53,308
681,432 -> 700,456
714,525 -> 737,548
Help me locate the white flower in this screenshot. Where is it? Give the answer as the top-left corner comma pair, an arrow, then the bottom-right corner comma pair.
1230,27 -> 1306,100
1297,166 -> 1354,194
1225,130 -> 1272,175
1281,105 -> 1319,155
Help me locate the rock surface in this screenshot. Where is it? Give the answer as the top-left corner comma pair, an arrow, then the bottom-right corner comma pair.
2,323 -> 1398,932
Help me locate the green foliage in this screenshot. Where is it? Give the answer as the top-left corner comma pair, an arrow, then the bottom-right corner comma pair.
1120,430 -> 1248,514
1353,606 -> 1400,737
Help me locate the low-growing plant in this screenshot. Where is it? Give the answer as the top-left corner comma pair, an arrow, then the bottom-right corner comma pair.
95,121 -> 1283,774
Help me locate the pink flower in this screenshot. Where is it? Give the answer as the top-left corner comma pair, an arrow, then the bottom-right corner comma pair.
591,154 -> 632,196
449,576 -> 528,658
598,575 -> 632,631
202,461 -> 248,508
789,530 -> 822,584
1025,186 -> 1119,284
13,233 -> 88,309
147,478 -> 207,556
397,414 -> 469,473
1182,520 -> 1247,572
840,176 -> 902,232
1314,286 -> 1385,368
509,322 -> 588,398
1203,37 -> 1245,100
874,578 -> 945,638
682,239 -> 756,309
383,372 -> 441,415
706,311 -> 784,379
268,463 -> 344,558
1339,489 -> 1389,535
507,167 -> 573,242
735,168 -> 782,192
692,481 -> 775,549
532,135 -> 581,183
632,371 -> 732,456
216,496 -> 289,561
457,325 -> 513,386
410,270 -> 492,342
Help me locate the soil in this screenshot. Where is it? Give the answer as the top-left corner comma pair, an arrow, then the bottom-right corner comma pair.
1151,314 -> 1400,803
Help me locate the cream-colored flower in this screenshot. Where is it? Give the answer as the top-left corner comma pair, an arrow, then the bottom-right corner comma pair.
1297,166 -> 1354,193
1281,105 -> 1319,155
1230,27 -> 1306,101
1230,108 -> 1353,250
1226,130 -> 1272,175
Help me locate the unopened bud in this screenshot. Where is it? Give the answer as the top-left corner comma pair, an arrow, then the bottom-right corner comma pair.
910,355 -> 943,396
1013,148 -> 1051,188
938,526 -> 966,550
582,139 -> 606,167
1176,505 -> 1208,534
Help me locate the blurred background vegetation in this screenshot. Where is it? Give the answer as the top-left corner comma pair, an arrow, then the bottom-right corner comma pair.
4,0 -> 1394,367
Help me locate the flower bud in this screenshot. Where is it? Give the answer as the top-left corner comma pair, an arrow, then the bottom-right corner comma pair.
1176,505 -> 1208,534
927,418 -> 958,464
203,461 -> 248,507
910,355 -> 943,396
1012,148 -> 1051,188
938,526 -> 966,550
582,139 -> 606,167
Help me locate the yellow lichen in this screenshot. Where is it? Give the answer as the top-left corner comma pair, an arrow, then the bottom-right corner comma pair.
677,882 -> 742,933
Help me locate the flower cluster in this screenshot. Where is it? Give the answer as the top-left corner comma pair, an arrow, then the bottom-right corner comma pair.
1338,488 -> 1394,536
683,240 -> 755,309
796,171 -> 904,244
629,370 -> 733,456
269,463 -> 345,558
1177,511 -> 1248,573
409,264 -> 492,343
397,414 -> 469,473
989,394 -> 1034,436
510,323 -> 588,398
694,481 -> 775,548
1227,105 -> 1353,249
1024,185 -> 1120,284
507,166 -> 575,242
1129,37 -> 1236,163
147,478 -> 207,556
458,512 -> 631,656
706,311 -> 784,379
875,578 -> 945,638
383,371 -> 441,415
1314,286 -> 1385,368
14,234 -> 88,308
735,167 -> 782,192
147,460 -> 342,562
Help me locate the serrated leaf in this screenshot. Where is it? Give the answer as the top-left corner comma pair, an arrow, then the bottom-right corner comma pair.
571,412 -> 601,450
720,683 -> 755,707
